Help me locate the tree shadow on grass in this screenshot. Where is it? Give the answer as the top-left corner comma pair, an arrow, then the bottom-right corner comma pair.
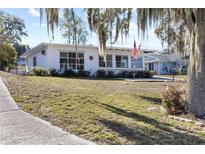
99,104 -> 205,144
138,95 -> 162,104
100,103 -> 170,129
99,118 -> 205,144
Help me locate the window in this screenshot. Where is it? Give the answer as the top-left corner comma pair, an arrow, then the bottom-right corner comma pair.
116,55 -> 128,68
60,51 -> 84,71
41,50 -> 46,55
33,56 -> 37,67
76,53 -> 84,70
131,57 -> 143,69
60,52 -> 68,70
149,63 -> 154,71
68,52 -> 76,70
99,54 -> 112,68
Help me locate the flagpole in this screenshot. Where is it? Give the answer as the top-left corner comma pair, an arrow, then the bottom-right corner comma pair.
133,38 -> 137,79
134,58 -> 136,79
133,59 -> 135,79
133,44 -> 141,79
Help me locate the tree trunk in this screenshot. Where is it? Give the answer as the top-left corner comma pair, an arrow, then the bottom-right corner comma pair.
187,9 -> 205,118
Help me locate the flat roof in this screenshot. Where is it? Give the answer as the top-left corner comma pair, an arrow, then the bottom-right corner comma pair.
21,42 -> 158,58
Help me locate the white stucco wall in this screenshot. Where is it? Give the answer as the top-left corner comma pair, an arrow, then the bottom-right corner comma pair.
45,45 -> 99,74
26,46 -> 48,72
84,50 -> 99,74
25,43 -> 145,74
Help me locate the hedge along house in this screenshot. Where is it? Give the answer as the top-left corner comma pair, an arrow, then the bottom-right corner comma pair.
21,42 -> 151,75
144,53 -> 182,75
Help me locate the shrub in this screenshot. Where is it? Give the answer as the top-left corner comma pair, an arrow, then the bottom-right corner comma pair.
162,85 -> 186,114
116,70 -> 154,78
136,71 -> 143,78
63,69 -> 78,77
116,71 -> 132,78
49,68 -> 59,76
78,70 -> 90,77
176,68 -> 188,75
95,70 -> 106,78
115,71 -> 123,78
32,67 -> 50,76
175,69 -> 183,75
106,71 -> 116,78
142,70 -> 155,78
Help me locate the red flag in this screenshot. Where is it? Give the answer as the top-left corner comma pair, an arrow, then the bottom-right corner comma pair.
132,40 -> 138,59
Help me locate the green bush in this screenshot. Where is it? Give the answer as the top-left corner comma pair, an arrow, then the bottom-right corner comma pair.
106,71 -> 116,78
116,70 -> 154,78
162,86 -> 185,114
63,69 -> 78,77
78,70 -> 90,77
32,67 -> 50,76
95,70 -> 106,78
116,71 -> 132,78
175,69 -> 183,75
49,68 -> 59,76
142,70 -> 155,78
176,68 -> 187,75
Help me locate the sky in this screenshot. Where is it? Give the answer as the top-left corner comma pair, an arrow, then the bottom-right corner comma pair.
1,8 -> 163,50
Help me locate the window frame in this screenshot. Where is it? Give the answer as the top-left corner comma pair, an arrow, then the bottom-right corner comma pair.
41,50 -> 46,55
99,54 -> 113,68
115,55 -> 128,68
149,63 -> 154,71
59,51 -> 84,71
131,56 -> 143,69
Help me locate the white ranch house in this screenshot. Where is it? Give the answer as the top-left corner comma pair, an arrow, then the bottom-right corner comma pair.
21,42 -> 149,75
21,42 -> 182,75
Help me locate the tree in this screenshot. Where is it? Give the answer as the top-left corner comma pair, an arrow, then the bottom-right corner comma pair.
0,43 -> 16,70
41,8 -> 205,117
0,11 -> 27,44
87,8 -> 132,57
41,8 -> 132,58
60,10 -> 89,45
13,43 -> 30,58
40,8 -> 59,39
154,13 -> 190,55
135,8 -> 205,117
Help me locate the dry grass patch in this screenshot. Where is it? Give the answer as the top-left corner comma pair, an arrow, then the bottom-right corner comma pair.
1,71 -> 205,144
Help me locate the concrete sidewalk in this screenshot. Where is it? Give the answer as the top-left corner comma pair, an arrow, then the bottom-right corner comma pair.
0,77 -> 95,145
153,75 -> 185,82
125,76 -> 186,82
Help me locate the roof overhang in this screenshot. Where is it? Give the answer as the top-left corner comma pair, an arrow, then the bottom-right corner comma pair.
20,42 -> 48,58
144,54 -> 160,63
20,42 -> 156,58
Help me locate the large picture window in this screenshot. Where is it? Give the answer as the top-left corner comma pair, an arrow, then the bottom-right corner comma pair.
99,54 -> 112,68
116,55 -> 128,68
131,57 -> 143,69
60,51 -> 84,70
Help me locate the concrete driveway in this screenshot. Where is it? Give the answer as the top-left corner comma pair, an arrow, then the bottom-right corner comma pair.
0,77 -> 95,145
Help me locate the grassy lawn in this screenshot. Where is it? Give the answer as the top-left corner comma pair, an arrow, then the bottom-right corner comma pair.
1,71 -> 205,144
